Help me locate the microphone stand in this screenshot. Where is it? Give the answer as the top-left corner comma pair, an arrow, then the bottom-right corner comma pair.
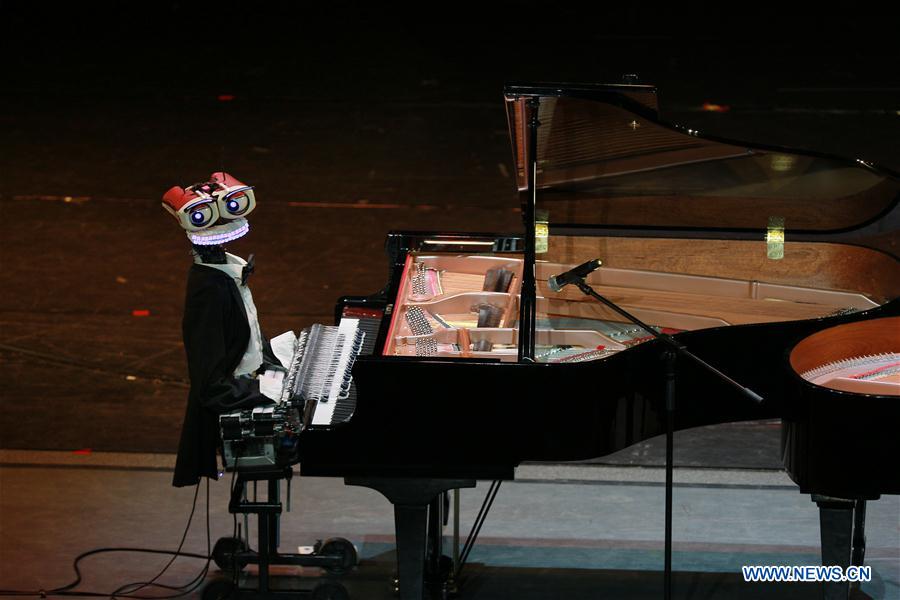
569,278 -> 763,600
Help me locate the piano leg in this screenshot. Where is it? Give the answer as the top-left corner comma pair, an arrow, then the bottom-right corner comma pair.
346,478 -> 475,600
395,502 -> 429,600
425,493 -> 455,598
850,499 -> 866,569
813,495 -> 855,600
849,499 -> 869,598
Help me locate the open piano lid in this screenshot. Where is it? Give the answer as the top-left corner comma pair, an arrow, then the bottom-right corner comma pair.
504,82 -> 900,239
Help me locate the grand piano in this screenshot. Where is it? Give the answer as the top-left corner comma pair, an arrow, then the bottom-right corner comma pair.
297,82 -> 900,599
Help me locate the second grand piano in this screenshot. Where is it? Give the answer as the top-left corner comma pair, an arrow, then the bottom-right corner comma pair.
298,82 -> 900,600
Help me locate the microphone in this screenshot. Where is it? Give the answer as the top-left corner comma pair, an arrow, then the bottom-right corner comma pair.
547,258 -> 603,292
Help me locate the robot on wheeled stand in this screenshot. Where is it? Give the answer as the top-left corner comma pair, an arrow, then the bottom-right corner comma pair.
204,465 -> 357,600
161,174 -> 358,600
207,406 -> 358,600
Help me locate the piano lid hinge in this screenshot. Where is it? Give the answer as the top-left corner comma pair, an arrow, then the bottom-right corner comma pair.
767,216 -> 785,260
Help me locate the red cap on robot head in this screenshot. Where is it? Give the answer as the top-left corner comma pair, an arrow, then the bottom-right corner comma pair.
162,172 -> 256,244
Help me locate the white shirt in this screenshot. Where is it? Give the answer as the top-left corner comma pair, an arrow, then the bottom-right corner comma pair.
195,252 -> 265,378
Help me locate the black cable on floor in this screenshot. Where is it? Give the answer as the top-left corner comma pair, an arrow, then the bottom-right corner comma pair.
108,481 -> 204,598
0,477 -> 214,599
108,478 -> 213,599
0,549 -> 211,598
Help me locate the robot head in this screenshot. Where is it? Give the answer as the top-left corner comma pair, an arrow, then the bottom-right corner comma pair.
162,172 -> 256,245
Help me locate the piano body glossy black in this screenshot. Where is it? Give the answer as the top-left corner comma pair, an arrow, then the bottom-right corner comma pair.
298,83 -> 900,599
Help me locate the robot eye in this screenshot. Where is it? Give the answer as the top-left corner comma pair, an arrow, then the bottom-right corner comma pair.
188,205 -> 215,227
224,192 -> 250,215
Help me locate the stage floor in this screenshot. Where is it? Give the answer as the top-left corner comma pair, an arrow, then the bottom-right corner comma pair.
1,452 -> 897,599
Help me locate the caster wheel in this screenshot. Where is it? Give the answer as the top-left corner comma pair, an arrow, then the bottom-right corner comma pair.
212,537 -> 248,573
202,579 -> 235,600
311,581 -> 349,600
320,537 -> 358,575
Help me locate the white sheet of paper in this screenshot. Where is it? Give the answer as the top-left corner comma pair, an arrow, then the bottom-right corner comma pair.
270,330 -> 297,369
259,369 -> 286,402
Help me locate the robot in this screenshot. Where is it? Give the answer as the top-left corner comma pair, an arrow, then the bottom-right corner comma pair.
162,172 -> 285,488
161,174 -> 356,599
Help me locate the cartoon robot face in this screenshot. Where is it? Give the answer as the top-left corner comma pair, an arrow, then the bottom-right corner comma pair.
162,172 -> 256,245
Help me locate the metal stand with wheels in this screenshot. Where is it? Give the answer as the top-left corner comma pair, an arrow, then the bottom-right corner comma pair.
203,466 -> 357,600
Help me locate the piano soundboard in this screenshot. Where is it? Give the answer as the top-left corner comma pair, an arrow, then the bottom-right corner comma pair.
380,250 -> 881,367
790,316 -> 900,396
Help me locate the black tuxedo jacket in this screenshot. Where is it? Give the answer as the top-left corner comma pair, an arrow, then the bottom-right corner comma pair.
172,263 -> 273,487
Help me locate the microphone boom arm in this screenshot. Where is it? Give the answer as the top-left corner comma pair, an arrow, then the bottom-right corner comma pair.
554,272 -> 765,600
569,278 -> 764,404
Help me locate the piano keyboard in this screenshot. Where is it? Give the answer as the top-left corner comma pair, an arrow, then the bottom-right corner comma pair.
285,315 -> 382,428
281,319 -> 366,427
329,315 -> 381,424
219,316 -> 379,469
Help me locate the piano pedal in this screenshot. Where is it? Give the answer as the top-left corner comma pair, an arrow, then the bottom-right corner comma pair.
437,555 -> 458,598
425,555 -> 457,599
390,556 -> 459,600
391,556 -> 455,599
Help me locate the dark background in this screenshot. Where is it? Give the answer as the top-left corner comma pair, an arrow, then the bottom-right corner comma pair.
1,1 -> 898,459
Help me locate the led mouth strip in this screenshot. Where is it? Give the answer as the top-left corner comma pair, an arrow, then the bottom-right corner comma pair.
187,219 -> 250,245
